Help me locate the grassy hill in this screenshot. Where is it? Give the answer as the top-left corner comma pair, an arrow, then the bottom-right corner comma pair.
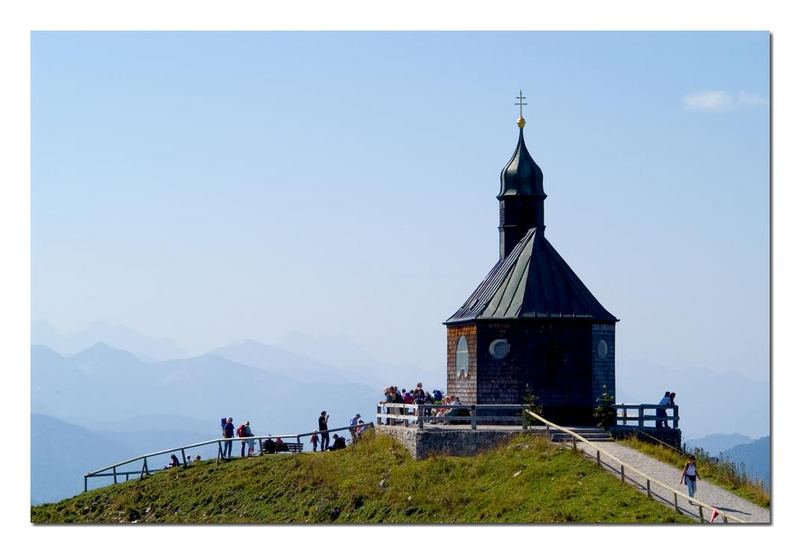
31,433 -> 690,524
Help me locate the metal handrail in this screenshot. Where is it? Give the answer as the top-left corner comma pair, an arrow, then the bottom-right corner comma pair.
84,422 -> 374,490
614,403 -> 680,429
377,402 -> 528,430
524,410 -> 743,524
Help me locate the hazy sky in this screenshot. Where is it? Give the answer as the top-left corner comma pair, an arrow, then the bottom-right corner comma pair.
31,31 -> 769,385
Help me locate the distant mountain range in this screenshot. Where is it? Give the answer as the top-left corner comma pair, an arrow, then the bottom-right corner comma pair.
720,436 -> 770,489
685,433 -> 753,457
616,359 -> 769,439
31,414 -> 134,505
31,339 -> 384,504
32,320 -> 189,361
32,343 -> 380,433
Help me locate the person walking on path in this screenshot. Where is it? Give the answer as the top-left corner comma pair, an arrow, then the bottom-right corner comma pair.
680,454 -> 701,504
310,431 -> 319,452
319,411 -> 330,451
222,417 -> 234,459
349,413 -> 361,444
655,391 -> 670,428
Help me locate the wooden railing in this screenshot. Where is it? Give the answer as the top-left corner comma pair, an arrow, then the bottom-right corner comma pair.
524,410 -> 741,523
83,423 -> 373,492
615,403 -> 679,429
376,402 -> 529,429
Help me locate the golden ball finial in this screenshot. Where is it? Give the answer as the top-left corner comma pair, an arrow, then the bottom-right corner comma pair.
517,116 -> 526,129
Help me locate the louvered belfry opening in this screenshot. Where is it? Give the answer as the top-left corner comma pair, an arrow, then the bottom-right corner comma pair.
444,114 -> 618,425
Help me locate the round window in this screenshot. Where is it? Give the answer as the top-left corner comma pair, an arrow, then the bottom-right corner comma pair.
597,339 -> 609,360
489,339 -> 510,360
455,336 -> 469,378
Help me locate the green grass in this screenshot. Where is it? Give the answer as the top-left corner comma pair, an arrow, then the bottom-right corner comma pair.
32,432 -> 691,524
619,437 -> 770,508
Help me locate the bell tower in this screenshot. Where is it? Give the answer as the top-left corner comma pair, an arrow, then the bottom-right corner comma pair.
497,91 -> 546,259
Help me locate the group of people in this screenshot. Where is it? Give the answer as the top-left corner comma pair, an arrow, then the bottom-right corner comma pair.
381,383 -> 466,423
308,410 -> 368,452
217,411 -> 370,458
382,382 -> 443,405
655,391 -> 677,428
220,417 -> 257,459
164,453 -> 201,469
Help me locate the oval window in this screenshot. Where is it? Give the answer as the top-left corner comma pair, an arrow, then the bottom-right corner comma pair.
455,336 -> 469,378
489,339 -> 510,360
597,339 -> 609,360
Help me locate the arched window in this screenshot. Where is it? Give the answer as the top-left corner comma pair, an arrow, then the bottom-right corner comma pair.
597,339 -> 609,360
455,336 -> 469,378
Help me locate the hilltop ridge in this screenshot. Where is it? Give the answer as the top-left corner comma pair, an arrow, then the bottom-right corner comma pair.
32,433 -> 689,524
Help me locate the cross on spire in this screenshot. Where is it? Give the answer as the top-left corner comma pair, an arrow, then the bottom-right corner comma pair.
515,90 -> 527,118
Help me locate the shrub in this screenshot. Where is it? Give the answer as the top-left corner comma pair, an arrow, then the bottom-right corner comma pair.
522,385 -> 543,426
593,385 -> 616,430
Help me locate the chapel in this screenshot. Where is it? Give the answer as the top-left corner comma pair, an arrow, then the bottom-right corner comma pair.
444,93 -> 618,424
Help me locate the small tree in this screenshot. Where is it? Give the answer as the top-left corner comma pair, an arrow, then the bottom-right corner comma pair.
593,385 -> 616,430
522,385 -> 543,427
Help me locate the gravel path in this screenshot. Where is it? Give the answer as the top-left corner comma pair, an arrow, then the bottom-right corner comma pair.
574,441 -> 771,524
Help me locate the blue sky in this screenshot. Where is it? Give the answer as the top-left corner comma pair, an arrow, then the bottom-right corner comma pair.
31,31 -> 769,389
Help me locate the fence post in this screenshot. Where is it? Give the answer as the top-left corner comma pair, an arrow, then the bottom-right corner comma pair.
572,435 -> 577,450
377,403 -> 382,425
596,450 -> 600,467
113,466 -> 118,484
638,406 -> 644,427
296,435 -> 302,453
84,476 -> 88,493
698,505 -> 704,523
471,405 -> 477,430
181,448 -> 187,467
646,479 -> 651,498
673,405 -> 680,429
404,404 -> 409,427
674,492 -> 679,512
417,404 -> 424,429
620,465 -> 624,482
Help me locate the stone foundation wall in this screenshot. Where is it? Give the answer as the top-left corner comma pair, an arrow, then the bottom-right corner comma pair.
609,426 -> 683,450
377,425 -> 531,460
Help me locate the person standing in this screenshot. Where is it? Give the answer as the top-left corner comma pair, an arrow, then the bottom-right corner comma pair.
318,411 -> 330,451
236,422 -> 247,457
244,421 -> 255,456
669,392 -> 677,428
655,391 -> 670,428
222,417 -> 234,459
310,431 -> 319,452
680,454 -> 701,504
349,413 -> 361,444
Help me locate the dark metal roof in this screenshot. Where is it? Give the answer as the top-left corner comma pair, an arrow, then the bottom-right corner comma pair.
446,227 -> 618,324
498,128 -> 545,198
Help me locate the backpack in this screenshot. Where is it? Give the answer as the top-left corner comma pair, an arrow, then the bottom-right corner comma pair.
236,425 -> 246,437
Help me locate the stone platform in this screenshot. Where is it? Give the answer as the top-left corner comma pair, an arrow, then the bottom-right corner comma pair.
608,426 -> 682,449
377,424 -> 535,459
